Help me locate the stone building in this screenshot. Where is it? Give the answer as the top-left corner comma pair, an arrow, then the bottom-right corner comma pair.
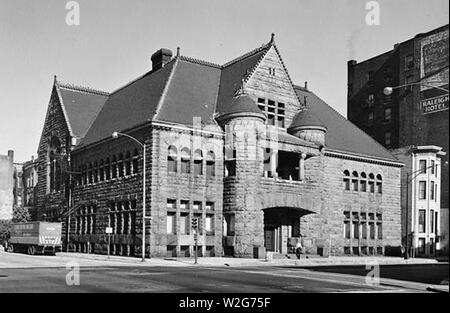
347,24 -> 449,254
22,156 -> 39,219
35,35 -> 403,258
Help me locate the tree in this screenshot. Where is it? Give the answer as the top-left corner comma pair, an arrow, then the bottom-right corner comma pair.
12,205 -> 30,223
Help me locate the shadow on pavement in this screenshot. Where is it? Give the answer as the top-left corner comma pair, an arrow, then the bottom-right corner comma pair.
283,263 -> 449,285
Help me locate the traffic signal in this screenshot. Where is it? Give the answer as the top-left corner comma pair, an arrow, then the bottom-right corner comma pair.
191,218 -> 198,229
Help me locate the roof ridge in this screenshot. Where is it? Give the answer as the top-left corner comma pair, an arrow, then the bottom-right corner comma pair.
57,81 -> 110,96
178,55 -> 221,68
222,43 -> 271,68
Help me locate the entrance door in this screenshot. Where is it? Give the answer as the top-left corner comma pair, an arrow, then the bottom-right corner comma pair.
264,227 -> 275,252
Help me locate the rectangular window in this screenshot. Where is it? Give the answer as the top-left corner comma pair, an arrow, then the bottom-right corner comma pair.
166,213 -> 176,234
377,223 -> 382,239
367,71 -> 374,83
225,150 -> 236,177
369,222 -> 375,239
181,159 -> 190,174
405,75 -> 415,91
205,215 -> 214,234
205,202 -> 214,211
368,112 -> 374,127
360,180 -> 367,192
419,181 -> 426,200
419,160 -> 427,174
344,221 -> 351,239
180,200 -> 189,210
435,212 -> 439,235
362,222 -> 367,239
405,54 -> 414,70
344,178 -> 350,191
384,108 -> 392,123
193,201 -> 202,211
352,179 -> 358,191
418,210 -> 426,233
385,132 -> 391,146
369,181 -> 375,193
430,210 -> 434,234
180,213 -> 188,235
368,94 -> 375,107
431,160 -> 435,174
353,221 -> 359,239
430,181 -> 435,200
166,199 -> 176,210
206,160 -> 215,177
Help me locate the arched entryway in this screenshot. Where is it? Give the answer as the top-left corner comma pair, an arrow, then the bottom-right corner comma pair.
263,207 -> 314,254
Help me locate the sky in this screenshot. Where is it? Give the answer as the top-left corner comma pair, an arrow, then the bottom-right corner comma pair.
0,0 -> 448,163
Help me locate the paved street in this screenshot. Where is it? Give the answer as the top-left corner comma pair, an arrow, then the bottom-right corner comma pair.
0,252 -> 448,293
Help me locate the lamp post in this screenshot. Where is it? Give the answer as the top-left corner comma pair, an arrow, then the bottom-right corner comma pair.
405,161 -> 448,259
112,131 -> 147,262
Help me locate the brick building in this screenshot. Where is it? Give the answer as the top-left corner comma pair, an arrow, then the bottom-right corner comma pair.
35,35 -> 403,258
348,24 -> 449,254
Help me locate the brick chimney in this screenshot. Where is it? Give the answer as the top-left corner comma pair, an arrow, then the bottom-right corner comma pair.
151,48 -> 173,71
7,150 -> 14,162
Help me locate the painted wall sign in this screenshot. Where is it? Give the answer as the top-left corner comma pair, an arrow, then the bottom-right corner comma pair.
421,94 -> 449,114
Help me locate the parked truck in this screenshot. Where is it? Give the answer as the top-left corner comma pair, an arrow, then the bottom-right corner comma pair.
7,222 -> 62,255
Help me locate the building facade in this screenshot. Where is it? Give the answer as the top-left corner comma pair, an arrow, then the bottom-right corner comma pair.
22,157 -> 39,219
348,24 -> 449,255
392,146 -> 446,256
0,150 -> 15,220
36,35 -> 403,258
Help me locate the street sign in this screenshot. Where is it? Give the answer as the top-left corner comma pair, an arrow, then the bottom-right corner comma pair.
105,227 -> 113,234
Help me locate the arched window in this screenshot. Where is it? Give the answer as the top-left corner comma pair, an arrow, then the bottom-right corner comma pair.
181,148 -> 191,174
343,170 -> 350,190
118,153 -> 124,177
111,156 -> 117,179
352,171 -> 359,191
132,149 -> 139,174
360,172 -> 367,192
369,173 -> 375,193
376,174 -> 382,194
167,146 -> 177,173
206,151 -> 215,177
105,158 -> 111,180
99,160 -> 104,182
194,149 -> 203,175
125,151 -> 131,176
48,136 -> 62,193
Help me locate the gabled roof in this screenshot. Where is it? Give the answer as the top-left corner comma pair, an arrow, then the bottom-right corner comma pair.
56,82 -> 109,138
216,44 -> 271,115
293,85 -> 399,162
79,59 -> 177,147
154,57 -> 221,126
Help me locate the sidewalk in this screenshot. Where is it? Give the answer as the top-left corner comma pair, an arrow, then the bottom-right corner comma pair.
56,252 -> 444,267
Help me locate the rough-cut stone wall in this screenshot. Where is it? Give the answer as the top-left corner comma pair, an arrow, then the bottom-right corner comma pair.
71,127 -> 149,256
300,153 -> 402,256
36,86 -> 71,220
149,125 -> 224,257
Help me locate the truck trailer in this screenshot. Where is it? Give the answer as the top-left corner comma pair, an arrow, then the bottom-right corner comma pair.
8,222 -> 62,255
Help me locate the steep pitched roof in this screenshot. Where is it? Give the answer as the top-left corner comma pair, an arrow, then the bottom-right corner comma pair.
293,86 -> 399,162
56,82 -> 109,138
216,44 -> 270,115
154,57 -> 221,126
79,59 -> 177,147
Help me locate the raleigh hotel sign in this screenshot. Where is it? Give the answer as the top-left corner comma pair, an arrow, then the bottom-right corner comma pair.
421,94 -> 449,114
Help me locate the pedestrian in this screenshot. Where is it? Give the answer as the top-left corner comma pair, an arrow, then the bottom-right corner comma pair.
295,240 -> 303,259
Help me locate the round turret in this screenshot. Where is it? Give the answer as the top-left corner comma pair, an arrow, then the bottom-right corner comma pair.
288,108 -> 327,146
216,93 -> 266,126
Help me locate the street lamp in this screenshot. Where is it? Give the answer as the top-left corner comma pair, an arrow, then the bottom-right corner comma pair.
384,81 -> 449,95
112,131 -> 148,262
405,161 -> 448,259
